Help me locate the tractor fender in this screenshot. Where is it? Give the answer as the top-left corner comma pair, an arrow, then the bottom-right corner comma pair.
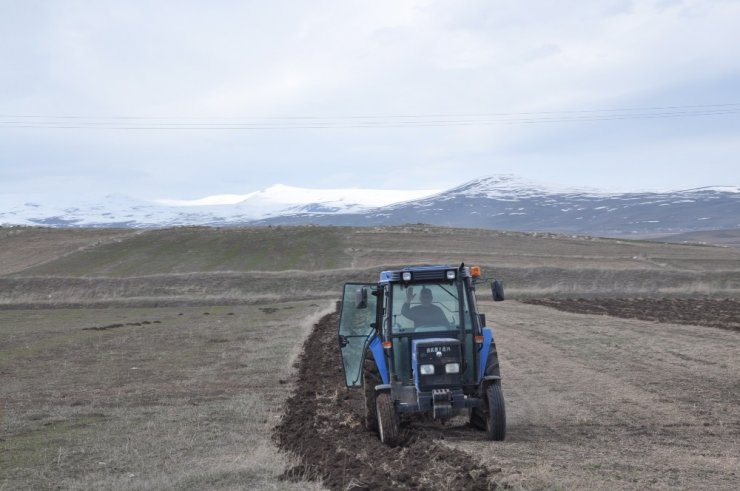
478,327 -> 493,382
481,375 -> 501,392
368,335 -> 390,385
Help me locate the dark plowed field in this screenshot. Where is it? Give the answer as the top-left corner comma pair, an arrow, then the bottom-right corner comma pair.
274,311 -> 501,490
522,297 -> 740,331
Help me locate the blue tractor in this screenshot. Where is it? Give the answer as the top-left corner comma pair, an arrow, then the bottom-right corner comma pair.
338,264 -> 506,446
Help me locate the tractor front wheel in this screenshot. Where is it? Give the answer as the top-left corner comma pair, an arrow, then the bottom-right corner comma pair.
469,406 -> 486,430
485,383 -> 506,441
376,392 -> 400,446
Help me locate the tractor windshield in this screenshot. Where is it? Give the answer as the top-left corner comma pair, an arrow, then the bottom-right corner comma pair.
391,282 -> 460,332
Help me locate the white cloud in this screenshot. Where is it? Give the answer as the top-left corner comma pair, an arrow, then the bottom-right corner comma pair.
1,0 -> 739,200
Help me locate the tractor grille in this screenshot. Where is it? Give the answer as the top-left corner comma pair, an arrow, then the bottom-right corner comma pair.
414,339 -> 463,391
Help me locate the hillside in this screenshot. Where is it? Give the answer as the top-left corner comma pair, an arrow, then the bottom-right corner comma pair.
2,225 -> 738,307
0,228 -> 138,275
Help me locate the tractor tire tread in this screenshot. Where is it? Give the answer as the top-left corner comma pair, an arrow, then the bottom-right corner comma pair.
485,383 -> 506,441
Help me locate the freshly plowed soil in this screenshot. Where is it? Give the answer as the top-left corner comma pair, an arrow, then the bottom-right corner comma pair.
274,311 -> 501,490
522,297 -> 740,331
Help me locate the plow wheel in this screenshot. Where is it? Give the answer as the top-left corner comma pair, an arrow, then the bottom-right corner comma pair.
362,351 -> 380,431
376,392 -> 400,447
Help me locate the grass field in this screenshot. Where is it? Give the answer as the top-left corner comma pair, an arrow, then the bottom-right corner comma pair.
1,301 -> 331,490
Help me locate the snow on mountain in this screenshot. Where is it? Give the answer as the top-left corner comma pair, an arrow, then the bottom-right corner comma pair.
156,194 -> 259,206
350,176 -> 740,234
152,184 -> 441,220
0,184 -> 442,227
157,184 -> 440,215
437,175 -> 568,199
254,176 -> 740,235
0,193 -> 182,227
1,176 -> 737,234
682,186 -> 740,194
385,175 -> 597,205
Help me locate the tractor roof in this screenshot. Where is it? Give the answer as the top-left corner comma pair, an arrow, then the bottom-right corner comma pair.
379,264 -> 472,283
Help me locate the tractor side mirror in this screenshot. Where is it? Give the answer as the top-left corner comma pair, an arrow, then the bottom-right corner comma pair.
355,287 -> 368,309
491,280 -> 505,302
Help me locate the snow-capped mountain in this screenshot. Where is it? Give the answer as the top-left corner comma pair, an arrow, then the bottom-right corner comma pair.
155,184 -> 439,215
250,176 -> 740,235
372,176 -> 740,233
1,175 -> 738,235
0,185 -> 441,228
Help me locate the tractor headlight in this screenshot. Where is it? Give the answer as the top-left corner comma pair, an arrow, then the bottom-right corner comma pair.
402,271 -> 412,281
419,364 -> 434,375
445,363 -> 460,374
446,270 -> 456,280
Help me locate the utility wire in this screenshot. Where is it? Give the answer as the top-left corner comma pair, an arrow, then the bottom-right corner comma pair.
3,102 -> 740,119
0,103 -> 738,130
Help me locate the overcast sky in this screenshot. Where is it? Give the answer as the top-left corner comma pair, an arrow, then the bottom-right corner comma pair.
1,0 -> 739,201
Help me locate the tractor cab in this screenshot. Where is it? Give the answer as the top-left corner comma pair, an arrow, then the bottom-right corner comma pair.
338,264 -> 506,445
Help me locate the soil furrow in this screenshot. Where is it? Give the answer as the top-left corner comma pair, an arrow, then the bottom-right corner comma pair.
522,297 -> 740,331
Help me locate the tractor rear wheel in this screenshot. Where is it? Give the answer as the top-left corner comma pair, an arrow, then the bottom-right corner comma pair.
362,351 -> 380,431
485,383 -> 506,441
376,392 -> 400,446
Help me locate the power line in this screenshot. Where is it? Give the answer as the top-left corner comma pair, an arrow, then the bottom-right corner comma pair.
3,102 -> 740,119
0,103 -> 738,130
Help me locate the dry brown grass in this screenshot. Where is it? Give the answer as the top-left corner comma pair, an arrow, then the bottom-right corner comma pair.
0,301 -> 332,490
1,226 -> 738,309
1,264 -> 737,309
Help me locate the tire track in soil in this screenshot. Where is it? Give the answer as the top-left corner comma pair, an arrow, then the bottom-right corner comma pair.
274,310 -> 501,490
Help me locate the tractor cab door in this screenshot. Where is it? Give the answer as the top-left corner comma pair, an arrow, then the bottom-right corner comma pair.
338,283 -> 378,387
